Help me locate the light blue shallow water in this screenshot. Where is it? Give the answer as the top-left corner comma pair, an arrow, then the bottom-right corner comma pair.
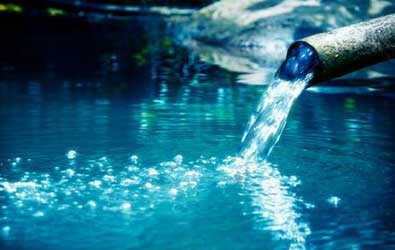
1,15 -> 395,250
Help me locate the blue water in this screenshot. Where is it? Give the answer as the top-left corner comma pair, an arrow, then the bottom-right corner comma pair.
240,43 -> 317,161
1,15 -> 395,250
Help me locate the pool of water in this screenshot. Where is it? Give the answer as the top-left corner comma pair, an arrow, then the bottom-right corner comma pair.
1,15 -> 395,250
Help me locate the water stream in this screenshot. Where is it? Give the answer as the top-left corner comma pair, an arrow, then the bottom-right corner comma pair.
1,18 -> 394,250
240,43 -> 317,161
224,43 -> 319,250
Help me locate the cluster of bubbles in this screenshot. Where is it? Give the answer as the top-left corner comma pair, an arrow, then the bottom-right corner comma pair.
0,152 -> 212,221
0,150 -> 341,249
217,157 -> 313,250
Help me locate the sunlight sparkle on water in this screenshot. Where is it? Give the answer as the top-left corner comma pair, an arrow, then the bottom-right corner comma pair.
66,150 -> 77,160
0,152 -> 311,250
327,196 -> 341,207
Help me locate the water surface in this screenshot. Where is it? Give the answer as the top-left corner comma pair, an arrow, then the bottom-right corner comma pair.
1,15 -> 395,250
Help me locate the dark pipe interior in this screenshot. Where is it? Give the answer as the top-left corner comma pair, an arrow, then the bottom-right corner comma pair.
276,42 -> 318,82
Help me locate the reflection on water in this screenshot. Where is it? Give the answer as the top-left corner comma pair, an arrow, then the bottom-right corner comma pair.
218,157 -> 311,250
0,14 -> 395,250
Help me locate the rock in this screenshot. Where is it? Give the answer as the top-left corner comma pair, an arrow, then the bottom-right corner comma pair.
171,0 -> 395,83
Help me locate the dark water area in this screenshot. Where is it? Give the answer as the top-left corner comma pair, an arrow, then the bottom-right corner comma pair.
1,14 -> 395,250
0,14 -> 245,163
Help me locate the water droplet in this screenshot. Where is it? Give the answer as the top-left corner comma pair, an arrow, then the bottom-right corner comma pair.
64,168 -> 75,177
147,168 -> 159,176
89,180 -> 102,188
130,155 -> 138,164
33,211 -> 45,217
87,200 -> 97,208
66,150 -> 77,160
327,196 -> 341,207
173,154 -> 183,165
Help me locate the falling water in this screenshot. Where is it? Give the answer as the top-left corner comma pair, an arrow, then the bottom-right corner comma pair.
228,43 -> 319,250
240,43 -> 318,161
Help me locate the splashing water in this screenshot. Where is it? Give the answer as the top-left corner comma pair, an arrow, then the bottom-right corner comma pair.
218,157 -> 312,250
0,44 -> 319,250
232,43 -> 318,249
240,76 -> 310,161
240,43 -> 317,161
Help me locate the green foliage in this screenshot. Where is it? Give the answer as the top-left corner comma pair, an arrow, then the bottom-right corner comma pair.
133,47 -> 150,66
0,3 -> 23,13
47,7 -> 66,16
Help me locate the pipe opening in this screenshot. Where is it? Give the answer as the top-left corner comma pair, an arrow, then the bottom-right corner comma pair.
276,42 -> 319,82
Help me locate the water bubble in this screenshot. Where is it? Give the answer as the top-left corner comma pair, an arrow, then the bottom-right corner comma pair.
147,168 -> 159,176
87,200 -> 97,208
169,188 -> 178,196
89,180 -> 102,188
217,181 -> 227,187
127,165 -> 139,172
288,176 -> 301,187
145,182 -> 153,189
305,203 -> 315,209
327,196 -> 341,207
120,202 -> 131,211
189,181 -> 198,188
184,170 -> 201,179
130,155 -> 138,164
2,226 -> 10,236
103,175 -> 115,182
121,178 -> 137,186
64,168 -> 75,177
33,211 -> 45,217
173,154 -> 183,165
66,150 -> 77,160
15,157 -> 21,163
